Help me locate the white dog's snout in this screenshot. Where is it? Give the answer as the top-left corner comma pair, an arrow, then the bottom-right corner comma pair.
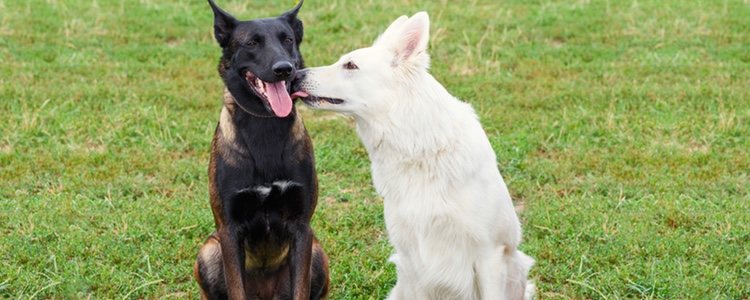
297,71 -> 319,92
300,79 -> 318,92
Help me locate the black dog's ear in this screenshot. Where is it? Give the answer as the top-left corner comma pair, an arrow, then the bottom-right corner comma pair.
208,0 -> 237,47
281,0 -> 303,20
280,0 -> 304,44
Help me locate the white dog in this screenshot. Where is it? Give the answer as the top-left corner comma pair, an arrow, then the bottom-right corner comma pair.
295,12 -> 535,300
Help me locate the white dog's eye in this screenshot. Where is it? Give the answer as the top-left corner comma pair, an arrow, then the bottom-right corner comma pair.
343,61 -> 359,70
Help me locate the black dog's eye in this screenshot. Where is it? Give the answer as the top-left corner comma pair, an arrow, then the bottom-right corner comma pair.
343,61 -> 359,70
246,40 -> 258,48
283,37 -> 294,45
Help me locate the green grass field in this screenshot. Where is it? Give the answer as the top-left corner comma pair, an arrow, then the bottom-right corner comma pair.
1,0 -> 749,298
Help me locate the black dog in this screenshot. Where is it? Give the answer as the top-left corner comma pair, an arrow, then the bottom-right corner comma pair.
194,1 -> 329,299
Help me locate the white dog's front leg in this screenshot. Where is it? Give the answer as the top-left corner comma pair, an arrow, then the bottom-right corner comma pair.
386,253 -> 406,300
477,245 -> 535,300
475,246 -> 505,300
386,253 -> 426,300
387,278 -> 429,300
385,280 -> 405,300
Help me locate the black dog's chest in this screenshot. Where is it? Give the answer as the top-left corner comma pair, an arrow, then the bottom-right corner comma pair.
220,114 -> 306,180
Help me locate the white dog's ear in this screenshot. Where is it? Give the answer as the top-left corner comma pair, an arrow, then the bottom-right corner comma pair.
391,12 -> 430,67
374,15 -> 409,46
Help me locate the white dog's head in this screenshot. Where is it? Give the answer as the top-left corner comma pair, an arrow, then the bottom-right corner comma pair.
293,12 -> 431,118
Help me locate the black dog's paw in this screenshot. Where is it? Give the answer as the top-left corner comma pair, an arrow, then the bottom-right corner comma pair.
234,185 -> 273,202
227,181 -> 306,223
227,186 -> 271,221
268,181 -> 303,203
267,181 -> 305,219
270,181 -> 303,196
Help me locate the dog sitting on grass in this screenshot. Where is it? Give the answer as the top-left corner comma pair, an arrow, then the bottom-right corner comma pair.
294,12 -> 535,300
194,1 -> 329,299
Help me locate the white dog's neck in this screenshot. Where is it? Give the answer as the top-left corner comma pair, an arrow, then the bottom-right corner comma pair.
354,72 -> 470,161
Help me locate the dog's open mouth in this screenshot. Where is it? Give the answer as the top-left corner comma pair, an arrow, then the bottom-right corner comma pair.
295,93 -> 345,106
245,72 -> 303,118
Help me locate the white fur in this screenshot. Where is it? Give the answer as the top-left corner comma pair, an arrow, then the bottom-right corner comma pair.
301,12 -> 534,300
272,180 -> 301,192
253,185 -> 272,197
247,181 -> 300,200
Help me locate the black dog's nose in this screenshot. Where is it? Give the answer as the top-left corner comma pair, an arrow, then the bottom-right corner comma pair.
272,61 -> 294,79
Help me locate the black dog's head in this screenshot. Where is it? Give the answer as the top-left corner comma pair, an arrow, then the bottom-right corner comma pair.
209,0 -> 306,118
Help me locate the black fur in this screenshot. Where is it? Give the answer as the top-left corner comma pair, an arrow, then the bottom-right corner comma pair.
195,1 -> 329,299
211,0 -> 305,116
228,184 -> 305,252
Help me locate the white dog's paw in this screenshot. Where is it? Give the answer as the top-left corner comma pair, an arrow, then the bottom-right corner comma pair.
524,281 -> 536,300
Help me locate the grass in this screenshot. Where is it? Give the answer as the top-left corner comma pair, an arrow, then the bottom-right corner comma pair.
1,0 -> 749,298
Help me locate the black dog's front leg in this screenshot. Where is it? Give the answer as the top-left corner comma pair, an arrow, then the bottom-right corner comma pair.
289,224 -> 313,300
219,227 -> 247,300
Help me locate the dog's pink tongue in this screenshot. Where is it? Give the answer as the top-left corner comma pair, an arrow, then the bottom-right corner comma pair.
266,81 -> 293,117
